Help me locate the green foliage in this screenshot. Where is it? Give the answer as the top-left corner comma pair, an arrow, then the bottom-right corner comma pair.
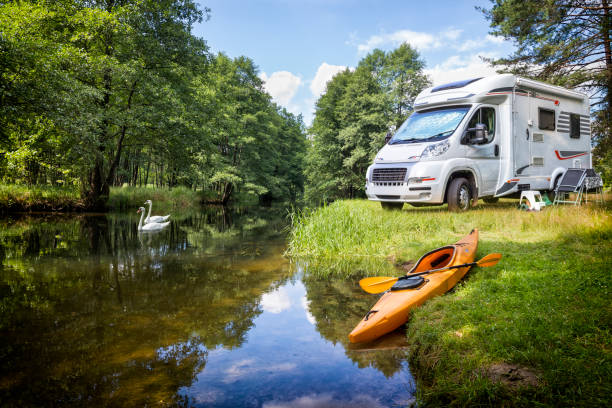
305,45 -> 430,203
288,199 -> 611,406
0,1 -> 307,209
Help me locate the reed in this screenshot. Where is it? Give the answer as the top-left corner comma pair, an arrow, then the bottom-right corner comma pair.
107,186 -> 201,211
0,184 -> 82,212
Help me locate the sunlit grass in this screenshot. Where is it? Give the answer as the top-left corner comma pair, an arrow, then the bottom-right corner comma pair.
0,184 -> 82,211
288,198 -> 611,406
107,186 -> 202,211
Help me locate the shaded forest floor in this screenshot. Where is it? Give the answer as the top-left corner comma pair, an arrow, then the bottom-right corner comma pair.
288,199 -> 611,407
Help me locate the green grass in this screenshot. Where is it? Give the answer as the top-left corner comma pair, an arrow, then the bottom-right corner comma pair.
0,184 -> 202,212
287,199 -> 611,406
0,184 -> 82,212
107,186 -> 201,211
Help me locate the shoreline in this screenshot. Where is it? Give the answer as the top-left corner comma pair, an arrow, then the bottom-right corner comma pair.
288,199 -> 611,407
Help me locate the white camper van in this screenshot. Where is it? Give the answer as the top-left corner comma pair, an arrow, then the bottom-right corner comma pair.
365,74 -> 591,210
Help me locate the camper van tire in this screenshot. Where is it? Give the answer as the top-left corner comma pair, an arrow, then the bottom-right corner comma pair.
381,202 -> 404,210
447,177 -> 472,211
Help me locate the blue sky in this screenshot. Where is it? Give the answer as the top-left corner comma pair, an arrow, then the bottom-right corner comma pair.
193,0 -> 516,124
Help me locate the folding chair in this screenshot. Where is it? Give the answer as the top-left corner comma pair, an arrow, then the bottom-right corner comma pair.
582,168 -> 604,204
553,168 -> 587,205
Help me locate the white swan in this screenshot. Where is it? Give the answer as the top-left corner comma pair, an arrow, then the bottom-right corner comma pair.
143,199 -> 170,224
137,207 -> 170,231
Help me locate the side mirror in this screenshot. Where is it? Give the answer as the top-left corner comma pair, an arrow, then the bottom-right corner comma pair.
384,131 -> 392,144
464,123 -> 487,145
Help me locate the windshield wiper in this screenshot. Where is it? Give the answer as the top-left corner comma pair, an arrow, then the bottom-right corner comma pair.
422,130 -> 454,141
390,131 -> 453,144
389,138 -> 422,145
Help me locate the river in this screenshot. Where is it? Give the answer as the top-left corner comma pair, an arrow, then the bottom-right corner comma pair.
0,207 -> 414,407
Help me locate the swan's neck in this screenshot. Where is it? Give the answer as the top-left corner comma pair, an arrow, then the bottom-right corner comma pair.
138,210 -> 145,229
146,202 -> 153,219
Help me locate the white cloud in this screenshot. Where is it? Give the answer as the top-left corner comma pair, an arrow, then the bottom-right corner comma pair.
263,393 -> 386,408
442,28 -> 463,41
224,359 -> 296,383
486,34 -> 506,44
357,29 -> 438,54
310,62 -> 347,96
261,287 -> 291,314
425,53 -> 500,86
260,71 -> 302,107
301,296 -> 316,325
356,27 -> 511,56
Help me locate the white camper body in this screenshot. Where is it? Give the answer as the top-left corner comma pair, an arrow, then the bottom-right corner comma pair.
365,74 -> 591,209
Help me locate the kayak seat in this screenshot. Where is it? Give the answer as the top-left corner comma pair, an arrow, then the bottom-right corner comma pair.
409,246 -> 456,274
430,253 -> 451,268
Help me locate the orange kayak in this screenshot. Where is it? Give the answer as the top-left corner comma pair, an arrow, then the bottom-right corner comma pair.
349,229 -> 478,343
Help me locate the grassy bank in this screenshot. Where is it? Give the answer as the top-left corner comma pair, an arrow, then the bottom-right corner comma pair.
0,184 -> 202,213
0,184 -> 83,212
107,186 -> 201,211
288,199 -> 611,406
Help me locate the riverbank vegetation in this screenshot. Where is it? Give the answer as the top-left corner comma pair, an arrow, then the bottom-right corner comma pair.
0,1 -> 306,210
288,199 -> 611,406
0,184 -> 204,213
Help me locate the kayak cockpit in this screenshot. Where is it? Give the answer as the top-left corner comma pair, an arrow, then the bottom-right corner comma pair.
408,246 -> 456,274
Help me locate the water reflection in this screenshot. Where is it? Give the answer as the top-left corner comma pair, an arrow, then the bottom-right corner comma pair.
0,207 -> 413,407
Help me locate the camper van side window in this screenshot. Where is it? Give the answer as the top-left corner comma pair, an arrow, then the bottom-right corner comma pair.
569,114 -> 581,139
538,108 -> 555,131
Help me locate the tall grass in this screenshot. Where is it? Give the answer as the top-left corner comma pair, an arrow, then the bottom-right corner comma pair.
0,184 -> 202,212
107,186 -> 201,211
287,199 -> 610,277
288,199 -> 611,406
0,184 -> 82,212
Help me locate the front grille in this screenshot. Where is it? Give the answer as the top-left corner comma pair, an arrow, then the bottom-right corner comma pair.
372,168 -> 407,182
517,184 -> 530,191
376,195 -> 401,200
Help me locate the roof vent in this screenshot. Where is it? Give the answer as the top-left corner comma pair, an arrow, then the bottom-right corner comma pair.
432,77 -> 483,93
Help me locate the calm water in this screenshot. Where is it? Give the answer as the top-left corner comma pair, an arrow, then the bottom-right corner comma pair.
0,207 -> 414,407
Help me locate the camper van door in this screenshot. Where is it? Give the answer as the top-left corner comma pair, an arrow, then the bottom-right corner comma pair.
513,92 -> 532,176
463,105 -> 499,194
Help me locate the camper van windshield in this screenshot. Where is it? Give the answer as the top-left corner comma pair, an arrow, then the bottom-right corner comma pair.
390,106 -> 470,144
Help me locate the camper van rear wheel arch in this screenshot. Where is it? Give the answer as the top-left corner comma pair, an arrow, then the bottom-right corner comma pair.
447,177 -> 473,211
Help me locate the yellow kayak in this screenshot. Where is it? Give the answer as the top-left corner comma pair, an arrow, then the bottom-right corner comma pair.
349,229 -> 478,343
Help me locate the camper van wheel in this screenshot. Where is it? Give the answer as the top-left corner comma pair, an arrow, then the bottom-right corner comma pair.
381,202 -> 404,210
447,177 -> 472,211
483,196 -> 499,204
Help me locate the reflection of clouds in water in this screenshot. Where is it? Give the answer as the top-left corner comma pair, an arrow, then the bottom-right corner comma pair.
263,393 -> 386,408
224,358 -> 296,383
261,287 -> 292,313
301,295 -> 316,325
192,388 -> 224,404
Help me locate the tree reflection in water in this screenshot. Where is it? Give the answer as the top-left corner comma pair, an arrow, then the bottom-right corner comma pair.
0,207 -> 291,407
301,274 -> 410,378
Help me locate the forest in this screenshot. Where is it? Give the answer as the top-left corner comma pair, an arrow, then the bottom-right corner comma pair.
1,0 -> 307,209
1,0 -> 610,210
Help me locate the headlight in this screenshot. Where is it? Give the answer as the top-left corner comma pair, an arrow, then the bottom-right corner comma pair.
421,140 -> 450,159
